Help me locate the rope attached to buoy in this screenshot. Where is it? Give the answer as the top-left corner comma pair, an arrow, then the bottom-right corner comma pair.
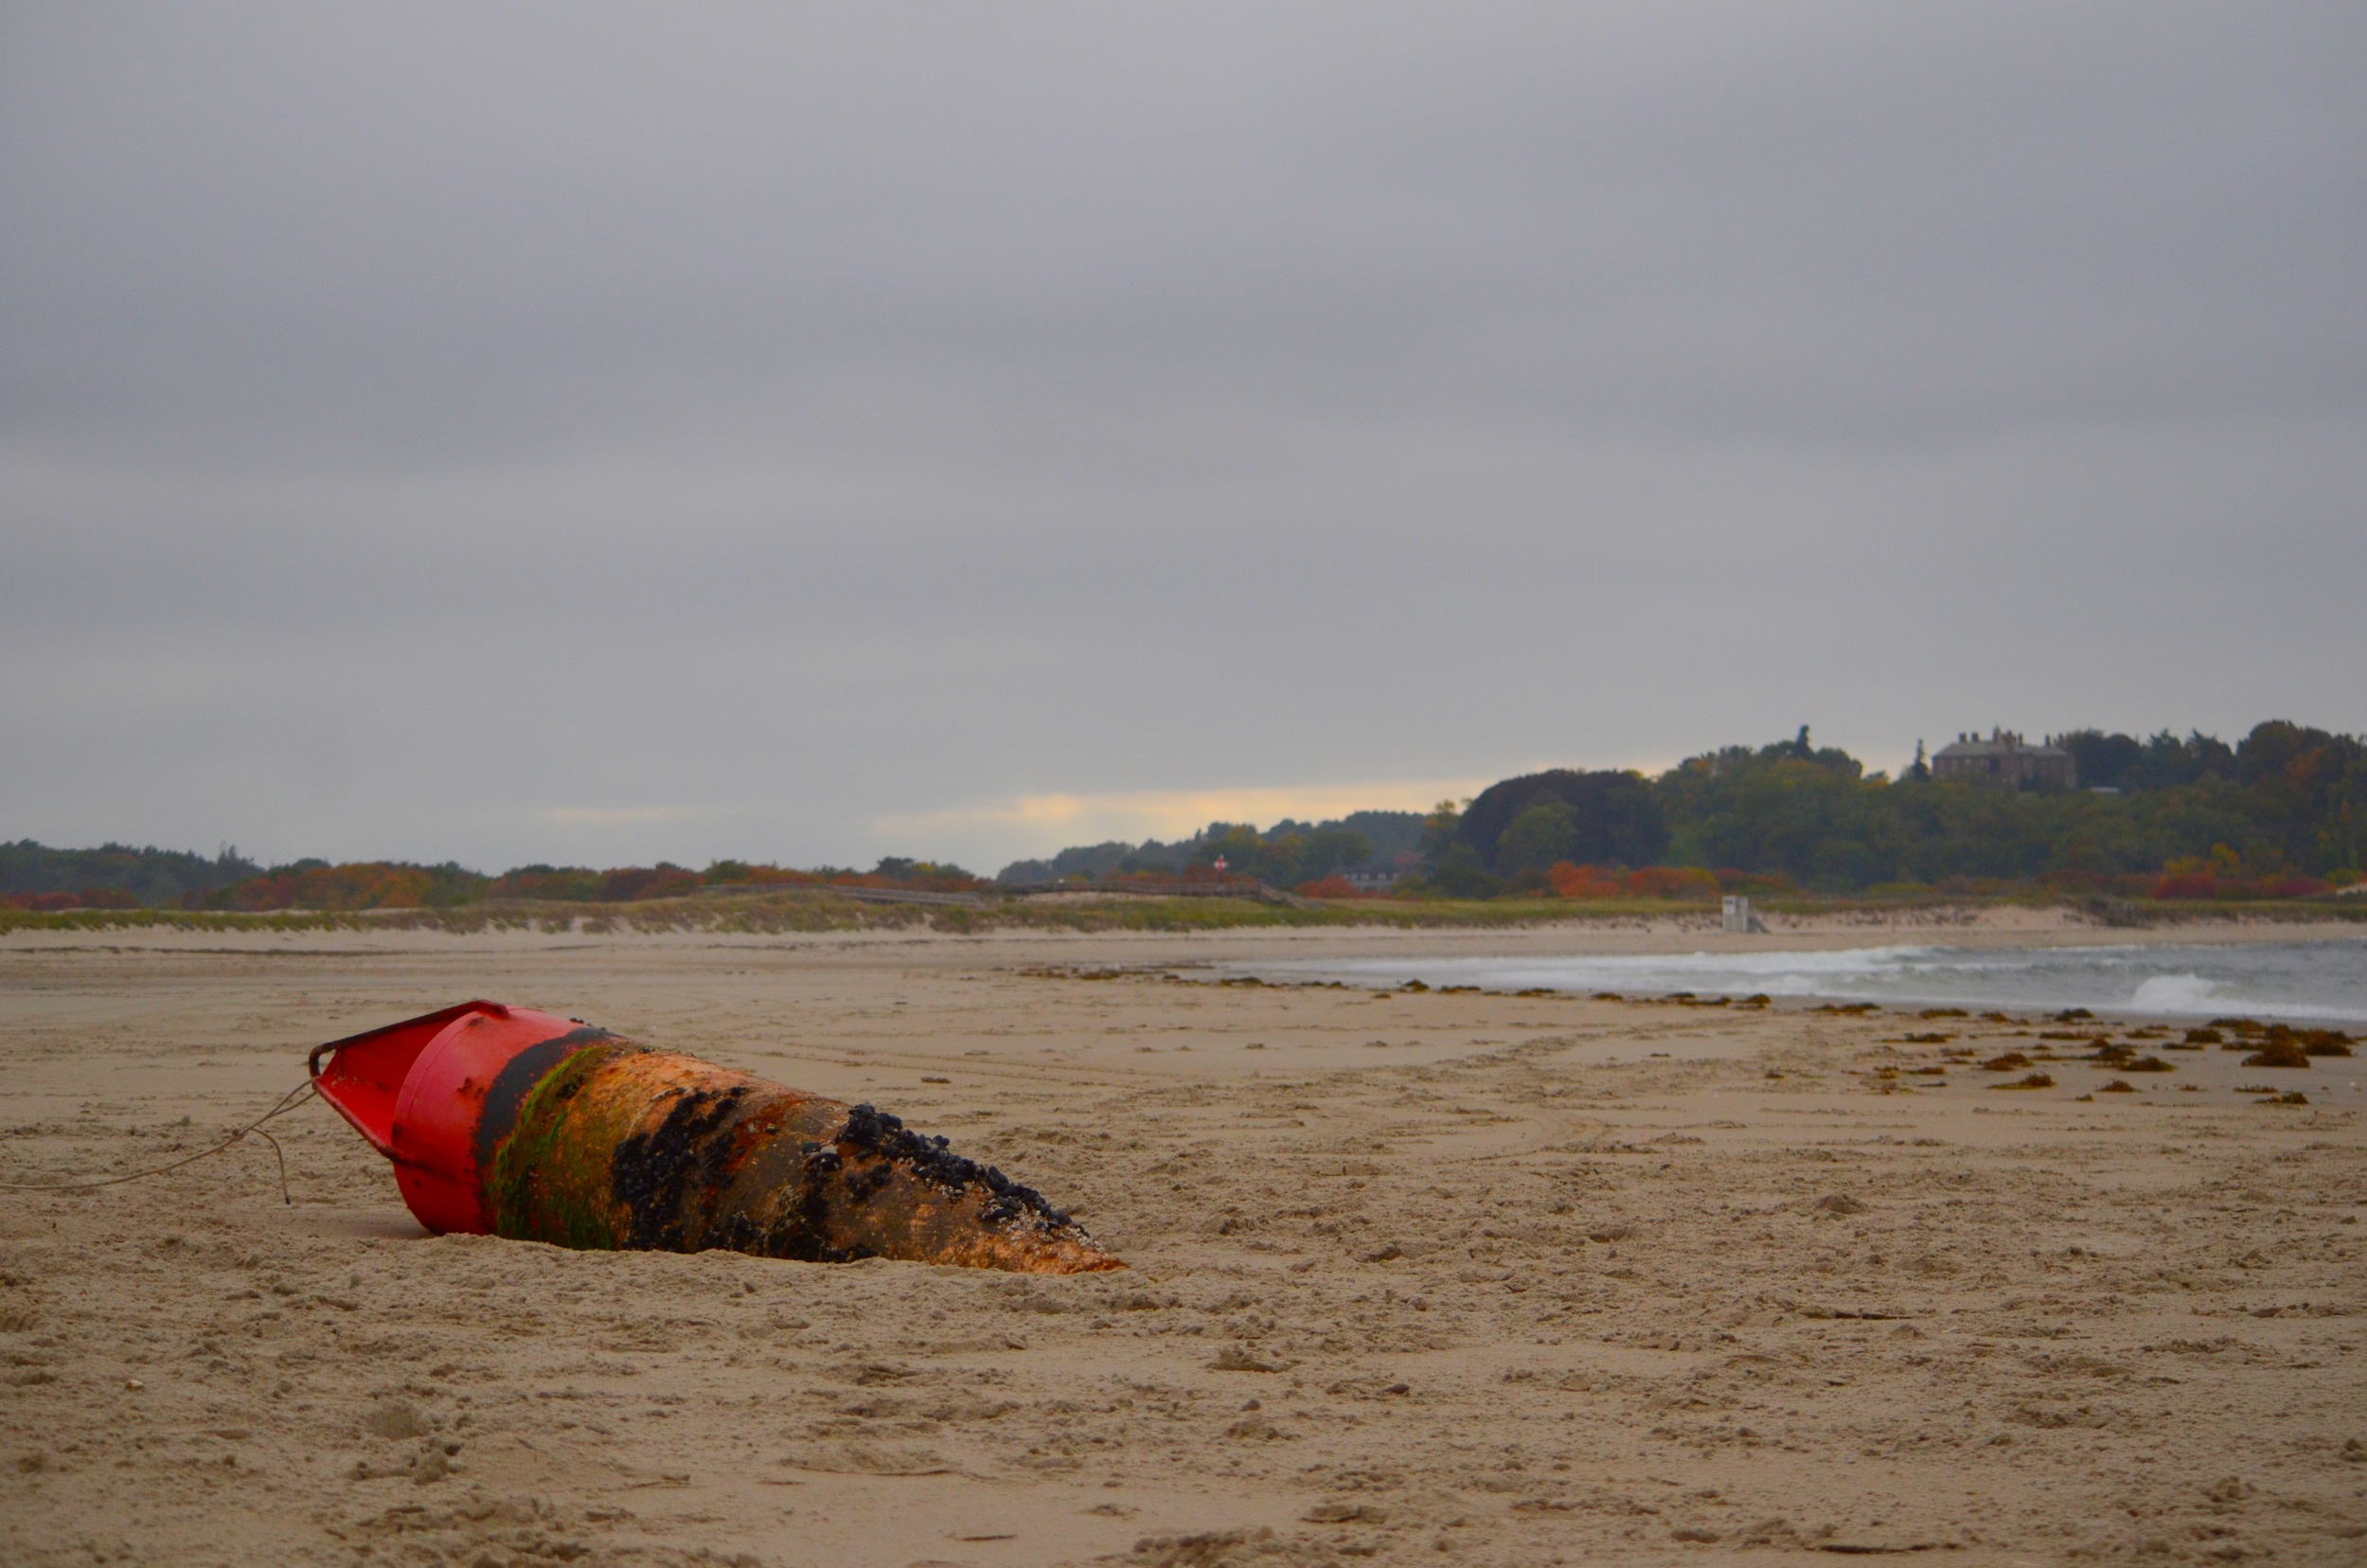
0,1080 -> 317,1204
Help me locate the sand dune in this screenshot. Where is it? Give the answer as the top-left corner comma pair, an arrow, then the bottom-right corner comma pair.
2,923 -> 2361,1565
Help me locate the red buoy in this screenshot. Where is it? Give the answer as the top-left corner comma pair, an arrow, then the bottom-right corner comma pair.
310,1002 -> 1119,1273
311,1000 -> 596,1235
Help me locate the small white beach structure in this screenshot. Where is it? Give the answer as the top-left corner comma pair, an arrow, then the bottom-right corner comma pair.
1722,895 -> 1768,934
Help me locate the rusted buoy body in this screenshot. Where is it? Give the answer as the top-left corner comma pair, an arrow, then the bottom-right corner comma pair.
311,1001 -> 1118,1274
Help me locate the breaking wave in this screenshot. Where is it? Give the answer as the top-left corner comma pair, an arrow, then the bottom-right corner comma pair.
1237,939 -> 2367,1023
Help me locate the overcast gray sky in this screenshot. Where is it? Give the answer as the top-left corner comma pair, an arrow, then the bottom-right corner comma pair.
5,2 -> 2363,873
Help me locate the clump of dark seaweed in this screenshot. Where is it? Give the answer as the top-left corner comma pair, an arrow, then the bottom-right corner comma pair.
610,1083 -> 753,1250
2296,1027 -> 2353,1058
837,1102 -> 1077,1230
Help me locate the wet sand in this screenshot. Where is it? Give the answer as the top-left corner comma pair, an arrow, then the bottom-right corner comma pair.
2,920 -> 2362,1566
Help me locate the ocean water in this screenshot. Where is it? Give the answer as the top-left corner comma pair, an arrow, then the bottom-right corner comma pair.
1236,939 -> 2367,1023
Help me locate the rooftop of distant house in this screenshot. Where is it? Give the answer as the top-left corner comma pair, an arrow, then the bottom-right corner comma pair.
1931,728 -> 2077,786
1932,729 -> 2070,757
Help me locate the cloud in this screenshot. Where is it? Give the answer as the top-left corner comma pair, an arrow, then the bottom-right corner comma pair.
1,5 -> 2360,868
533,806 -> 721,829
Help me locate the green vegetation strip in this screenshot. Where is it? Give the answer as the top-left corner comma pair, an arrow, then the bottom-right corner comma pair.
4,886 -> 2360,936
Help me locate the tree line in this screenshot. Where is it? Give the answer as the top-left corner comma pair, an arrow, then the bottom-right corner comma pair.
991,811 -> 1426,889
1,840 -> 258,909
1,850 -> 987,913
9,720 -> 2359,910
1418,721 -> 2363,898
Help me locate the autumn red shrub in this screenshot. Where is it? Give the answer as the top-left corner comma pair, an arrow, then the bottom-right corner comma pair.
2261,875 -> 2330,898
1295,875 -> 1377,900
6,886 -> 146,910
896,871 -> 990,894
1626,865 -> 1720,900
219,864 -> 434,911
490,867 -> 601,900
1539,863 -> 1721,899
2149,870 -> 2327,900
720,865 -> 822,886
1546,863 -> 1624,899
4,892 -> 82,912
596,864 -> 701,902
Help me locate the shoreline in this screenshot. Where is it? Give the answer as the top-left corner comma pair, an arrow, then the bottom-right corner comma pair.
9,910 -> 2358,1028
3,904 -> 2361,956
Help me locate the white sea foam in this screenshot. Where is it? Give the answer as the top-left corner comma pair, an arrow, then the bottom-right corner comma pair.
2128,973 -> 2225,1013
1237,939 -> 2367,1022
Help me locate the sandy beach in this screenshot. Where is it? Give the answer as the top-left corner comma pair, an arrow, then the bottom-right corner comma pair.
3,918 -> 2362,1566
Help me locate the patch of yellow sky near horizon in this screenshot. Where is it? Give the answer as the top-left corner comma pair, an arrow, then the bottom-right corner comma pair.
530,761 -> 1707,864
870,777 -> 1501,847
